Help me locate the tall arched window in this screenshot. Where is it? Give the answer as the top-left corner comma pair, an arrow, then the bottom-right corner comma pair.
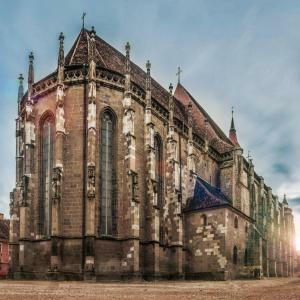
202,214 -> 207,226
154,135 -> 163,208
154,134 -> 164,243
244,249 -> 248,266
234,216 -> 238,229
40,115 -> 55,236
233,246 -> 238,265
100,110 -> 116,236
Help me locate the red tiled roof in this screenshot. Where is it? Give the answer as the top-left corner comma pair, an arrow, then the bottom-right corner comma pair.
64,29 -> 234,154
174,83 -> 234,153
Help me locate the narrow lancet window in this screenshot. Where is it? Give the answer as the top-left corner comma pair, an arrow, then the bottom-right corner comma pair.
40,115 -> 54,236
100,110 -> 116,236
233,246 -> 238,265
154,135 -> 163,208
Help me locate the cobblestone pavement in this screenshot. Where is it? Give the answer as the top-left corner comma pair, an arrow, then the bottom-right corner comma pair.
0,278 -> 299,299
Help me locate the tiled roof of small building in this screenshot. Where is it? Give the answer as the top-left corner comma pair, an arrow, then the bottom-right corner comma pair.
0,219 -> 9,240
185,175 -> 231,212
65,29 -> 235,154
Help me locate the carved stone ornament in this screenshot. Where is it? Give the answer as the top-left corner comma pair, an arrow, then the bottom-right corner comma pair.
88,81 -> 96,101
56,84 -> 64,102
87,165 -> 96,199
52,167 -> 62,203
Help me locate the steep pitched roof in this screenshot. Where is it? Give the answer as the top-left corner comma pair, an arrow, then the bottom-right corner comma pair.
66,29 -> 233,154
185,175 -> 231,212
174,83 -> 234,153
0,219 -> 9,240
65,29 -> 173,109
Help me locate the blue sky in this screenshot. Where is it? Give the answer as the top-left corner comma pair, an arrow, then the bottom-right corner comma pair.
1,0 -> 300,248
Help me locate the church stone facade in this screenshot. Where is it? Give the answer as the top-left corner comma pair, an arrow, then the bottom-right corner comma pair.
9,27 -> 296,280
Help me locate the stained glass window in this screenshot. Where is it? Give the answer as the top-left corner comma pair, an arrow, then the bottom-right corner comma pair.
100,111 -> 116,236
40,116 -> 54,236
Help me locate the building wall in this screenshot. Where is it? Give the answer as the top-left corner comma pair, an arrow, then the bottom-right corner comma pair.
0,239 -> 9,277
9,64 -> 296,280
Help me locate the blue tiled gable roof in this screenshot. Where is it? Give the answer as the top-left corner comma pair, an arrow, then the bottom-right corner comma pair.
185,175 -> 231,212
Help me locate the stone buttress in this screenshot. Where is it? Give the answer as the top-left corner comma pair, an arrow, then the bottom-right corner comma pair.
121,42 -> 140,276
85,27 -> 97,274
49,32 -> 66,273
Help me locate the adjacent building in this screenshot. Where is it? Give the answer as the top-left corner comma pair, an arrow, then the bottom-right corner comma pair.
9,26 -> 296,280
0,213 -> 9,277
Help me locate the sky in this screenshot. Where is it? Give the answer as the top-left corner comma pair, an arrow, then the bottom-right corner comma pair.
0,0 -> 299,249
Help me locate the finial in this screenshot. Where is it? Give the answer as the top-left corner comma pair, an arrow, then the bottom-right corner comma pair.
18,73 -> 24,85
82,12 -> 86,29
247,150 -> 251,161
124,42 -> 131,74
125,42 -> 130,58
18,74 -> 24,108
169,83 -> 173,94
146,60 -> 151,72
229,105 -> 239,146
283,194 -> 288,205
176,66 -> 182,84
59,32 -> 64,42
146,60 -> 151,91
91,26 -> 96,36
188,101 -> 193,127
28,52 -> 34,86
29,52 -> 34,63
58,32 -> 65,67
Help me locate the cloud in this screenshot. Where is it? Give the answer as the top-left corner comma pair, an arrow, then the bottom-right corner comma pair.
0,1 -> 299,243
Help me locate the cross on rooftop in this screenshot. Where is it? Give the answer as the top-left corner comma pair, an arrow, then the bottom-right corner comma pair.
176,66 -> 182,83
82,12 -> 86,29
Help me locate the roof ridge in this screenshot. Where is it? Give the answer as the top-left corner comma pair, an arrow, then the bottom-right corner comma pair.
69,29 -> 85,65
92,33 -> 171,101
177,83 -> 233,146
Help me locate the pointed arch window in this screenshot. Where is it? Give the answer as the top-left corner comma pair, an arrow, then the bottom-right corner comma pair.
233,246 -> 238,265
154,134 -> 164,243
40,115 -> 55,236
154,135 -> 163,208
202,214 -> 207,226
100,110 -> 116,236
234,216 -> 238,229
244,249 -> 248,266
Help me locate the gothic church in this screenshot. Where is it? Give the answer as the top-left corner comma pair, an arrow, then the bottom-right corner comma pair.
9,26 -> 296,280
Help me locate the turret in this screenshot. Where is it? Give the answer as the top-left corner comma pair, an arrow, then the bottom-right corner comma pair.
57,32 -> 65,85
229,107 -> 239,146
27,52 -> 34,102
17,74 -> 24,114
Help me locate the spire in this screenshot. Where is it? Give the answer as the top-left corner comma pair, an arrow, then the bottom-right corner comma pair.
58,32 -> 65,67
18,74 -> 24,103
17,74 -> 24,114
169,83 -> 174,139
169,82 -> 174,112
146,60 -> 151,91
125,42 -> 131,74
57,33 -> 65,86
188,100 -> 193,140
28,52 -> 34,101
283,194 -> 288,206
124,42 -> 131,93
89,26 -> 96,61
229,106 -> 239,146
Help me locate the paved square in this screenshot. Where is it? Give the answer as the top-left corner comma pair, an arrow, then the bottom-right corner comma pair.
0,278 -> 299,299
